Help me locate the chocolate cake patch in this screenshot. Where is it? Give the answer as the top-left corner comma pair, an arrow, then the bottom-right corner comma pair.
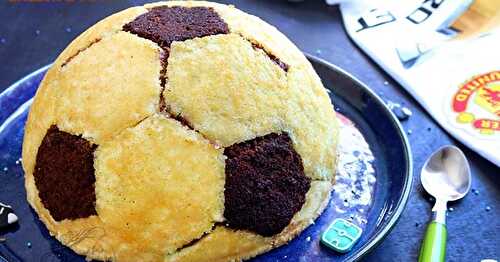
34,126 -> 98,221
223,133 -> 310,236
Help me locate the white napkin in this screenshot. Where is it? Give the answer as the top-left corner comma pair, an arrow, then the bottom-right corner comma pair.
337,0 -> 500,166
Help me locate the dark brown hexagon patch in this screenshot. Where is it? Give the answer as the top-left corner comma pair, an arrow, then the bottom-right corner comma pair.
34,126 -> 98,221
223,133 -> 310,236
123,6 -> 229,51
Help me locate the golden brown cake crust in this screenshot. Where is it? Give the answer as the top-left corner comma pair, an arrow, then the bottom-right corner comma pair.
22,1 -> 339,261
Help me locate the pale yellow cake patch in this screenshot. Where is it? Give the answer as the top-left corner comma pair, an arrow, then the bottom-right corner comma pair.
56,31 -> 162,144
165,33 -> 288,147
166,226 -> 270,262
95,115 -> 225,259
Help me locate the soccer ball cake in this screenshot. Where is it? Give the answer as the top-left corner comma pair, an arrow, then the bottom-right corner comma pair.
22,1 -> 339,261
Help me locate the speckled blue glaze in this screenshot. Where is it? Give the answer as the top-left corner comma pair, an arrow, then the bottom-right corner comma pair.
0,57 -> 412,262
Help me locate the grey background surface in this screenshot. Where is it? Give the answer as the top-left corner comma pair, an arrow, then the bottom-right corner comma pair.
0,1 -> 498,261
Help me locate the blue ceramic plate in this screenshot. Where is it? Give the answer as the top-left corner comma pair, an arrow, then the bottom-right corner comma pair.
0,56 -> 412,262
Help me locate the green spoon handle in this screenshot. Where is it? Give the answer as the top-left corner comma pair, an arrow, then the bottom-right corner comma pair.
419,220 -> 447,262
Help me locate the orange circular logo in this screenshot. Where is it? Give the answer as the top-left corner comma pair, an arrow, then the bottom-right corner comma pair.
452,71 -> 500,135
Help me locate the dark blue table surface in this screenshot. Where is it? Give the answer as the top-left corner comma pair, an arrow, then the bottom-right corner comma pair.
0,1 -> 498,261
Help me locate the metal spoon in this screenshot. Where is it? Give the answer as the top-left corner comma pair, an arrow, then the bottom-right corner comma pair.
418,145 -> 471,262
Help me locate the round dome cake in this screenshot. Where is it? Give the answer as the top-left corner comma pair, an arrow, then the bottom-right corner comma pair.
22,1 -> 339,261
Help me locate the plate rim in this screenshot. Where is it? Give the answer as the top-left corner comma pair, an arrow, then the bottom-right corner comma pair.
0,58 -> 413,261
0,64 -> 51,101
306,54 -> 414,261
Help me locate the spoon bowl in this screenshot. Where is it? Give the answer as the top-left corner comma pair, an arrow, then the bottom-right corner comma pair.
421,145 -> 471,202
